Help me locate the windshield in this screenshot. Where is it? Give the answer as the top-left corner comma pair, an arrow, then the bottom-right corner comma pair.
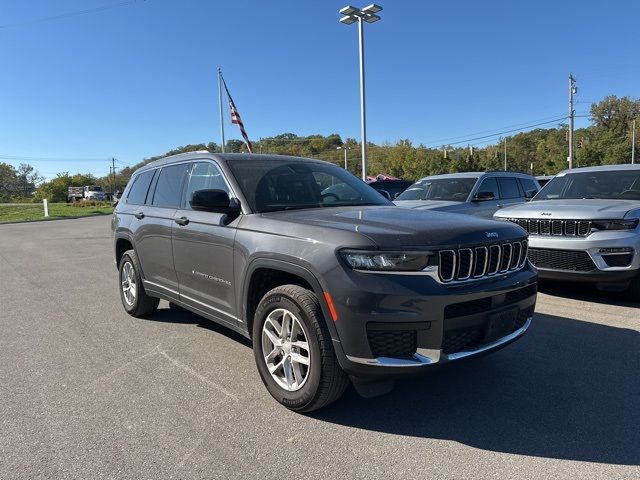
396,177 -> 477,201
534,169 -> 640,201
88,186 -> 103,191
226,159 -> 391,213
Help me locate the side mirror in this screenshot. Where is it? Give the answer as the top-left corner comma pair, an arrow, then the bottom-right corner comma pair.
525,189 -> 538,200
378,189 -> 392,201
472,191 -> 495,201
190,189 -> 240,215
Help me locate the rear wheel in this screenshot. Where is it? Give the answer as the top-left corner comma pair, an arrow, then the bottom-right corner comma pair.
119,249 -> 159,317
252,285 -> 349,412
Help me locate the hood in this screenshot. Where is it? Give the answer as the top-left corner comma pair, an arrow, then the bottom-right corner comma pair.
394,200 -> 462,211
256,206 -> 525,248
495,199 -> 640,220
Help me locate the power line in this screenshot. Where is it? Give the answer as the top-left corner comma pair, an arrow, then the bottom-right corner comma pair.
425,117 -> 569,148
0,154 -> 112,162
0,0 -> 145,29
420,114 -> 568,145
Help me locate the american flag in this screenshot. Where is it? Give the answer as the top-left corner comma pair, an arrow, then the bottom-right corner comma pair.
221,76 -> 253,153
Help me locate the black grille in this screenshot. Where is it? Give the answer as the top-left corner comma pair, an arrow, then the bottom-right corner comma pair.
438,240 -> 527,283
507,218 -> 592,237
528,248 -> 597,271
444,284 -> 537,320
442,307 -> 533,355
504,283 -> 538,304
367,329 -> 417,357
602,254 -> 633,267
444,297 -> 493,319
441,328 -> 484,354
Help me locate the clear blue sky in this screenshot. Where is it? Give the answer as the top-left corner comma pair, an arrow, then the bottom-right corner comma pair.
1,0 -> 638,178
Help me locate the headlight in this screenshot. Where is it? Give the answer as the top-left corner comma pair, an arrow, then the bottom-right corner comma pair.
592,219 -> 639,231
340,249 -> 432,271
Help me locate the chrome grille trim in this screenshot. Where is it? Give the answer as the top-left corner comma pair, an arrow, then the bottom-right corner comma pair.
506,218 -> 592,237
438,250 -> 456,282
487,245 -> 501,275
473,246 -> 488,278
438,241 -> 527,283
500,243 -> 512,273
457,248 -> 473,280
511,241 -> 522,269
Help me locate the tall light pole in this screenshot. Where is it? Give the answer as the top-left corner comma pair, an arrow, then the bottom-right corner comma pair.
339,4 -> 382,181
337,145 -> 352,170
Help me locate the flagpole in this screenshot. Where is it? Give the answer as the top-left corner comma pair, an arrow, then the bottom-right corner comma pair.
218,68 -> 226,153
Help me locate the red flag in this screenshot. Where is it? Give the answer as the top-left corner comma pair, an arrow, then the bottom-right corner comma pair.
221,76 -> 253,153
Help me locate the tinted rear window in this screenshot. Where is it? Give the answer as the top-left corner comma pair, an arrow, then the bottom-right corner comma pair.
476,177 -> 500,199
126,170 -> 155,205
498,177 -> 521,199
519,177 -> 538,194
151,164 -> 188,208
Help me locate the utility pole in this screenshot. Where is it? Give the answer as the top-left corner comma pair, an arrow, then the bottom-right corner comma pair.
504,137 -> 507,171
632,119 -> 636,164
568,74 -> 576,169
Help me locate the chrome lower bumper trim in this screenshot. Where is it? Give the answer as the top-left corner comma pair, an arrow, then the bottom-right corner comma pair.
345,317 -> 532,368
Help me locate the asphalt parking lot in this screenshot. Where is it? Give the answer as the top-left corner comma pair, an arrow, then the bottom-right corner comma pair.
0,216 -> 638,479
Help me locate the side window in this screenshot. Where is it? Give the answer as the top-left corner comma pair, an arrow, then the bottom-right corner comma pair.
476,177 -> 500,199
183,162 -> 230,208
151,164 -> 189,208
519,178 -> 538,195
498,177 -> 521,199
126,170 -> 155,205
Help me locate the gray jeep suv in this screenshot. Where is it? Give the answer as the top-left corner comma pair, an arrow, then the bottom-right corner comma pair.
495,164 -> 640,297
395,171 -> 540,218
112,153 -> 537,411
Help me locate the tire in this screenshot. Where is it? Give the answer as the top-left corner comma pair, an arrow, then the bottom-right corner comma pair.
252,285 -> 349,412
118,249 -> 159,317
625,274 -> 640,301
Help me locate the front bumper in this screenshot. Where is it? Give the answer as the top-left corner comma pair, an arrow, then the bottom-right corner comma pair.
326,263 -> 537,377
527,231 -> 640,286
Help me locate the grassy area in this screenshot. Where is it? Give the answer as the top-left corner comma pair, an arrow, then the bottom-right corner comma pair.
0,202 -> 113,224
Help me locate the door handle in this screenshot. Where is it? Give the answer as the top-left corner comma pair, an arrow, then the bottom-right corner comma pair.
175,217 -> 189,226
497,204 -> 504,208
134,211 -> 145,219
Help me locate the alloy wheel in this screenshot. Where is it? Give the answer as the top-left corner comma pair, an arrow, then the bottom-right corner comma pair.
261,308 -> 311,391
121,261 -> 137,307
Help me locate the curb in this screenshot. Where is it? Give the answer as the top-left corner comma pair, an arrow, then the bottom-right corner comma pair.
0,212 -> 113,226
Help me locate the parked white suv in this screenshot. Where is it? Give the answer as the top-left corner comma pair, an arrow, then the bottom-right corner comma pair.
494,164 -> 640,298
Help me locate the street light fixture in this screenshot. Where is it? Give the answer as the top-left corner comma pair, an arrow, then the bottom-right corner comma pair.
336,145 -> 352,171
339,4 -> 382,181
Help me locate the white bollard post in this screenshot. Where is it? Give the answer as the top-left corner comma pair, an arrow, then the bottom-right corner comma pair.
43,199 -> 49,217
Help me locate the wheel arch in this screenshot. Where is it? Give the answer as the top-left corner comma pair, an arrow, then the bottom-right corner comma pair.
114,234 -> 134,270
242,259 -> 340,343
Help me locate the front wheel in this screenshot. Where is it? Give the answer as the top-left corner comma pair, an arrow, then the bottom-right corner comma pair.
119,249 -> 159,317
252,285 -> 349,412
625,273 -> 640,301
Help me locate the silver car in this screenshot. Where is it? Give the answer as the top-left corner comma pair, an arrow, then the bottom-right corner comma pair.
395,172 -> 540,219
494,164 -> 640,298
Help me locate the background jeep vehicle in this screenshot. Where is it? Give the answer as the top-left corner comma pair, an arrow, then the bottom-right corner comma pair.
495,164 -> 640,298
112,153 -> 537,412
395,171 -> 540,218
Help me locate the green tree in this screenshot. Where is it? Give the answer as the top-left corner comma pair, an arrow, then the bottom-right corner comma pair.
0,163 -> 19,202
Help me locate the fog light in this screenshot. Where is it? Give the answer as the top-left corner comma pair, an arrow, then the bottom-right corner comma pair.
598,247 -> 633,254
